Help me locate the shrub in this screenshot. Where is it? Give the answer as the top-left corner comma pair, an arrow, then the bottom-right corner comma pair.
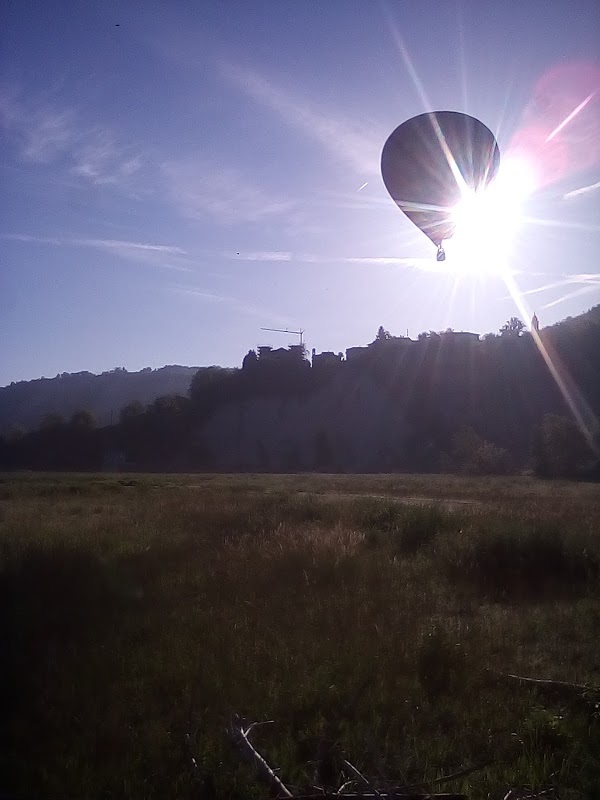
395,506 -> 445,555
443,521 -> 599,600
417,626 -> 466,698
450,425 -> 511,475
531,413 -> 593,478
360,503 -> 449,555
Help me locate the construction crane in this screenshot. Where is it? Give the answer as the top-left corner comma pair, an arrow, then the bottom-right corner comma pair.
260,327 -> 305,346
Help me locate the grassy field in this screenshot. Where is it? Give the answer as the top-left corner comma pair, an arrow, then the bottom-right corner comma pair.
1,472 -> 599,798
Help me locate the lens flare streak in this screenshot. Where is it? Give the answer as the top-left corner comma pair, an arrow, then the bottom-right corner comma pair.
502,272 -> 599,457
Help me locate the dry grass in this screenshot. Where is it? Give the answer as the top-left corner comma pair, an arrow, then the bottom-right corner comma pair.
1,472 -> 599,798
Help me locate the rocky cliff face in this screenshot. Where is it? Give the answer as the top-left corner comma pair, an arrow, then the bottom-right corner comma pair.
197,370 -> 411,471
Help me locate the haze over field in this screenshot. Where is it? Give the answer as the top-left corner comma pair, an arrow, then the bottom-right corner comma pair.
1,0 -> 599,385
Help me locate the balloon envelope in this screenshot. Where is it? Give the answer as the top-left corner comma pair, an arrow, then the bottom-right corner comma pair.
381,111 -> 500,247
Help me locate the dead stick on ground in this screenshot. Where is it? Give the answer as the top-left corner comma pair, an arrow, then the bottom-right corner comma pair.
496,672 -> 599,695
229,716 -> 294,798
342,760 -> 381,797
272,793 -> 467,799
495,672 -> 600,696
506,673 -> 598,693
409,760 -> 492,789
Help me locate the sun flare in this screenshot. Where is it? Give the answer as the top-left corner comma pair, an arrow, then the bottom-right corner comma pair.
444,155 -> 537,276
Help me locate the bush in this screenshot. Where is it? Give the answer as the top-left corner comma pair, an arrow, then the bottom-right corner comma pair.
450,425 -> 511,475
395,506 -> 446,555
360,503 -> 449,555
532,413 -> 593,478
442,522 -> 599,600
417,626 -> 466,698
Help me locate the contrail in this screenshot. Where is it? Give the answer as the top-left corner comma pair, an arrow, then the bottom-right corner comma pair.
545,92 -> 595,142
564,180 -> 600,199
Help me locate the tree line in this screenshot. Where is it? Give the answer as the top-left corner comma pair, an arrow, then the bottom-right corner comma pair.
1,308 -> 599,478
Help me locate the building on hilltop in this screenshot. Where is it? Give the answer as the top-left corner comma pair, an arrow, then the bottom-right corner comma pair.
245,330 -> 483,373
244,344 -> 308,369
312,350 -> 343,370
345,346 -> 370,362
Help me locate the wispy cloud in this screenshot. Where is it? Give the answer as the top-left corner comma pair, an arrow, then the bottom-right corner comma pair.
71,135 -> 143,186
0,93 -> 77,161
0,233 -> 190,270
543,284 -> 600,308
230,249 -> 426,268
1,233 -> 64,246
519,273 -> 600,297
0,89 -> 145,188
173,286 -> 292,324
162,160 -> 295,224
78,238 -> 190,269
80,239 -> 187,256
512,273 -> 600,309
222,63 -> 383,176
341,256 -> 423,266
230,251 -> 292,262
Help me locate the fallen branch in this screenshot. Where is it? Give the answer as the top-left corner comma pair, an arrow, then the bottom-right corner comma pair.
503,673 -> 598,694
268,793 -> 467,799
409,760 -> 492,789
341,760 -> 381,797
229,715 -> 294,798
229,716 -> 467,798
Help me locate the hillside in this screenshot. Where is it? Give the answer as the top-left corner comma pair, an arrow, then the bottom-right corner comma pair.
0,366 -> 202,433
551,303 -> 600,330
1,306 -> 599,475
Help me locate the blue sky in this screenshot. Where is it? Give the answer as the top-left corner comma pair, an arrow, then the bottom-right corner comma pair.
1,0 -> 599,384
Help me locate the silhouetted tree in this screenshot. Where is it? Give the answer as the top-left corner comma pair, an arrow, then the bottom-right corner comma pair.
532,413 -> 592,478
450,425 -> 511,475
500,317 -> 525,337
39,413 -> 64,431
70,410 -> 97,430
119,401 -> 144,425
5,425 -> 25,443
242,349 -> 258,370
314,430 -> 333,470
375,326 -> 391,341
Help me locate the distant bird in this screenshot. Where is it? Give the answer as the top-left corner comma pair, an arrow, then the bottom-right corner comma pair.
115,23 -> 120,26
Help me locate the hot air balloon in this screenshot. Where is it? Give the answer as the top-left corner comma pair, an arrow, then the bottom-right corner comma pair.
381,111 -> 500,260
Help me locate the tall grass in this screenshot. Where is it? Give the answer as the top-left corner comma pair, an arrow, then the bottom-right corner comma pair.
1,473 -> 599,798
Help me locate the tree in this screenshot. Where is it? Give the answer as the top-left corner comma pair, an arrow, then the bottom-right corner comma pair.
242,349 -> 258,370
151,394 -> 187,415
375,326 -> 391,341
6,424 -> 25,442
119,401 -> 144,425
500,317 -> 525,337
450,425 -> 510,475
532,413 -> 592,478
314,430 -> 333,470
70,410 -> 97,430
450,425 -> 483,471
39,413 -> 64,431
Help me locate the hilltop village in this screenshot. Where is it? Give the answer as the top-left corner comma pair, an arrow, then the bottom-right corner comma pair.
243,329 -> 493,372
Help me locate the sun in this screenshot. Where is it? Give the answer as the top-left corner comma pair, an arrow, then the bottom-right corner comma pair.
443,155 -> 537,276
